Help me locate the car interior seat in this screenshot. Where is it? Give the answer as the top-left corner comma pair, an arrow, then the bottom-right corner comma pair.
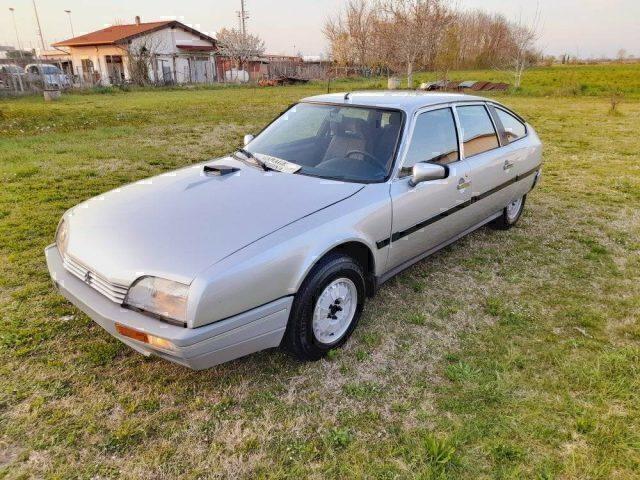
322,117 -> 368,162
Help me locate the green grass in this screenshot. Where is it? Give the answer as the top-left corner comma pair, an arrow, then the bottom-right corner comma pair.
1,64 -> 639,478
413,63 -> 640,98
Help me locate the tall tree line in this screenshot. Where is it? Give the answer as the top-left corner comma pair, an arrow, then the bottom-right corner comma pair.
324,0 -> 541,87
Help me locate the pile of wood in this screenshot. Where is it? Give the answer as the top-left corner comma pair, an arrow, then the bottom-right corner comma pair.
258,76 -> 309,87
418,80 -> 510,92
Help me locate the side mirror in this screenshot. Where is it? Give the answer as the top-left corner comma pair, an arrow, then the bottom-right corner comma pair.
409,162 -> 447,187
243,134 -> 254,146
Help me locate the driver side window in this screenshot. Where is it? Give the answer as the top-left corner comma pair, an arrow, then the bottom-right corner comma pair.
402,108 -> 459,176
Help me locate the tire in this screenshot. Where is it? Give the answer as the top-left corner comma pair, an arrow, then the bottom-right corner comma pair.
490,194 -> 526,230
283,252 -> 366,361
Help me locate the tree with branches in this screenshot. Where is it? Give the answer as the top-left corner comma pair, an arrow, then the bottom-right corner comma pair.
216,28 -> 265,80
126,34 -> 167,86
501,11 -> 541,88
379,0 -> 454,88
323,0 -> 544,89
323,0 -> 378,68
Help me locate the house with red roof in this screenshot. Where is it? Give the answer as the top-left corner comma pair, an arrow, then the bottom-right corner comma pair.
52,17 -> 218,85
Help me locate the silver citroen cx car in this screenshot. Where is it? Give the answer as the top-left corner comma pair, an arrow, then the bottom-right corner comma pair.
46,91 -> 542,370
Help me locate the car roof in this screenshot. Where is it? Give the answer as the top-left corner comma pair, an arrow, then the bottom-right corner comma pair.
302,91 -> 489,113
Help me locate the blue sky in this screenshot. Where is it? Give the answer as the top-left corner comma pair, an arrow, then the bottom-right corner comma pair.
1,0 -> 639,58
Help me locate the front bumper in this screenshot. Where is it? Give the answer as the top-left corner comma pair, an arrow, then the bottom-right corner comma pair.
45,245 -> 292,370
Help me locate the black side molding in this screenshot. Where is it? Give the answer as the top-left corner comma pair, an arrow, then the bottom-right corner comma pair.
376,167 -> 540,249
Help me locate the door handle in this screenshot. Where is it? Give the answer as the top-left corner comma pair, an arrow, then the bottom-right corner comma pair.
457,178 -> 471,190
503,160 -> 515,171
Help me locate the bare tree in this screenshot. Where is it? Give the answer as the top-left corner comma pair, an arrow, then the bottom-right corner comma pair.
347,0 -> 378,67
501,11 -> 541,88
371,16 -> 402,75
323,0 -> 544,88
455,11 -> 514,69
379,0 -> 453,88
617,49 -> 627,62
216,28 -> 265,79
126,34 -> 167,86
433,21 -> 460,82
323,18 -> 352,66
323,0 -> 378,73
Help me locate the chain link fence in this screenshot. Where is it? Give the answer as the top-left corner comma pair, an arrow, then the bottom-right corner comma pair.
1,57 -> 385,97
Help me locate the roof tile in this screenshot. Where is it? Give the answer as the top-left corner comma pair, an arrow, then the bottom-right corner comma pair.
53,21 -> 173,47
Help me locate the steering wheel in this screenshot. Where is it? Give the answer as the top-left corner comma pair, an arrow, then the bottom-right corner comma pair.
345,150 -> 385,169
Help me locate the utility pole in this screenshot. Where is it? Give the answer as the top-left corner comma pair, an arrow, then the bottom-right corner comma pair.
32,0 -> 46,51
65,10 -> 75,38
236,0 -> 249,36
9,7 -> 24,57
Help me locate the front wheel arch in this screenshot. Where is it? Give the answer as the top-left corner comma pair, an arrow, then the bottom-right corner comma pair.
303,241 -> 377,298
283,251 -> 367,360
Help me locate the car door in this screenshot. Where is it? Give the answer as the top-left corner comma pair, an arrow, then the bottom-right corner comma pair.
386,106 -> 475,271
489,105 -> 540,198
454,103 -> 509,219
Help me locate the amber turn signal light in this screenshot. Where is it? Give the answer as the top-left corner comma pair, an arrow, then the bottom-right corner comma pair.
115,323 -> 174,351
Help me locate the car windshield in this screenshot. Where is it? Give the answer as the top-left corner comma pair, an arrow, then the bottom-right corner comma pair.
42,66 -> 62,74
3,66 -> 21,74
245,103 -> 403,182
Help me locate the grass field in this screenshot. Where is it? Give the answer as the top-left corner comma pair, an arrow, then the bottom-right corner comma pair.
1,64 -> 639,479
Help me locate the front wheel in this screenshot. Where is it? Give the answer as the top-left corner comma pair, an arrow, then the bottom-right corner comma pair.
490,195 -> 526,230
283,253 -> 366,361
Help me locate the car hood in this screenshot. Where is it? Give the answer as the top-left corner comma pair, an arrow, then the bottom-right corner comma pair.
64,157 -> 363,285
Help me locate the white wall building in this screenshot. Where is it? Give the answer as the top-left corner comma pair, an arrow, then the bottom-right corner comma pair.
52,18 -> 217,85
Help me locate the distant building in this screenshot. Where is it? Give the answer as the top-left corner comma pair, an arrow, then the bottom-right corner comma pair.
0,45 -> 34,61
52,17 -> 218,85
0,46 -> 14,59
264,55 -> 304,64
39,50 -> 73,74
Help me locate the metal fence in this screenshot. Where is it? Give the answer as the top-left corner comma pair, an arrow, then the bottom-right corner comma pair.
0,57 -> 378,97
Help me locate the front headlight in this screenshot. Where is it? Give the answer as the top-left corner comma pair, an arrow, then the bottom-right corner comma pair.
124,277 -> 189,325
56,218 -> 69,258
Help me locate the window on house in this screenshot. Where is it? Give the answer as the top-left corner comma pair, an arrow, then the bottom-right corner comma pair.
456,105 -> 500,157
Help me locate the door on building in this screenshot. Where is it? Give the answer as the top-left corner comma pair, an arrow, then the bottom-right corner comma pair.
191,59 -> 209,83
80,59 -> 95,84
158,60 -> 172,84
105,55 -> 124,84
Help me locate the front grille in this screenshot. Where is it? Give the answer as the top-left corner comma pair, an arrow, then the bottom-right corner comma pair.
63,255 -> 129,304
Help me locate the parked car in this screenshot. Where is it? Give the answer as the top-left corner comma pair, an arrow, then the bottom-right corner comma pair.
0,64 -> 24,88
46,92 -> 542,370
24,63 -> 71,88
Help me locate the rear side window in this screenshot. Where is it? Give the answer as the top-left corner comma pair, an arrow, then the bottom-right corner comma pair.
495,108 -> 527,143
456,105 -> 499,157
403,108 -> 459,172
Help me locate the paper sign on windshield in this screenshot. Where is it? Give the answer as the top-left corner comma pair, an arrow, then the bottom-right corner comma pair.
254,153 -> 302,174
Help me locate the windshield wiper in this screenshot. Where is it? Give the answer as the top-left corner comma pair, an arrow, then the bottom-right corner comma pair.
234,148 -> 269,171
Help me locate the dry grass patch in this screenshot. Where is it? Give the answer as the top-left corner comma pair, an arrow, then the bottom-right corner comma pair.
1,79 -> 639,478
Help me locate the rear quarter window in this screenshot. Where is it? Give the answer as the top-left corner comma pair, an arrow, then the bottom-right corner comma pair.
495,108 -> 527,143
